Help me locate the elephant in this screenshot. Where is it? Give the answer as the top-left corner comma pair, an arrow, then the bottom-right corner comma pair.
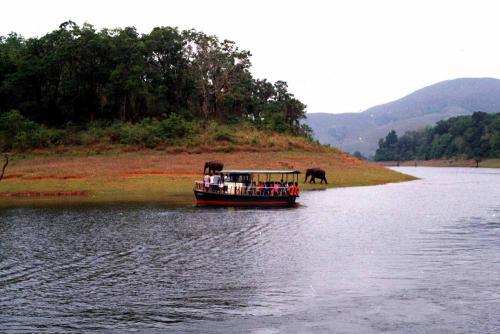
304,168 -> 327,184
203,160 -> 224,175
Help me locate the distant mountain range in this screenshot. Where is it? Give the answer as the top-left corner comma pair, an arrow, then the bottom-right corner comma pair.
305,78 -> 500,156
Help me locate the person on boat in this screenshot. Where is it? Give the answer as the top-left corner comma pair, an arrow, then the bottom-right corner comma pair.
257,182 -> 264,195
209,173 -> 218,192
204,173 -> 210,192
288,182 -> 298,196
242,178 -> 250,195
272,182 -> 280,196
213,173 -> 221,192
294,182 -> 300,196
248,181 -> 256,195
279,181 -> 285,196
221,175 -> 229,193
278,180 -> 284,196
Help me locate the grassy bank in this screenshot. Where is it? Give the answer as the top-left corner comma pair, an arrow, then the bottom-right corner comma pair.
376,158 -> 500,168
0,144 -> 415,207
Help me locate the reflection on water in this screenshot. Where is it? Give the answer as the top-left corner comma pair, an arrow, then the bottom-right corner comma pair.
1,167 -> 499,333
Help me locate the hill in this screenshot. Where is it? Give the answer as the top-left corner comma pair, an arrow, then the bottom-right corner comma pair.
306,78 -> 500,156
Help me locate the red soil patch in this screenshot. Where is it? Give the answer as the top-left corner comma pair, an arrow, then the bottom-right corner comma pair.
2,174 -> 24,179
122,171 -> 198,176
0,190 -> 90,197
2,174 -> 84,180
20,175 -> 84,180
341,155 -> 361,164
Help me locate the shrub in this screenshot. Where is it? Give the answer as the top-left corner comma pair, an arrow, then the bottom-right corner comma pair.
214,128 -> 234,142
160,113 -> 193,139
117,122 -> 147,145
111,115 -> 194,148
86,121 -> 107,140
0,110 -> 65,150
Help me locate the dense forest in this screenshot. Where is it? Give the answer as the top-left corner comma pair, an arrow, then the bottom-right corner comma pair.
0,21 -> 312,150
374,112 -> 500,164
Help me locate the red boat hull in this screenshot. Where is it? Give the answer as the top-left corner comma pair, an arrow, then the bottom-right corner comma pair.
194,190 -> 297,207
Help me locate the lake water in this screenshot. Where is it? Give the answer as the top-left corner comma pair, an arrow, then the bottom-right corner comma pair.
1,167 -> 499,333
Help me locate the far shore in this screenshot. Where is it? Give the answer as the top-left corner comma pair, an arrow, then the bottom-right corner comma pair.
0,149 -> 415,208
375,158 -> 500,169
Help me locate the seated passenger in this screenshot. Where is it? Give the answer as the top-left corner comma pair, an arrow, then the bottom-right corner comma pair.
257,182 -> 264,195
273,182 -> 280,196
248,181 -> 256,195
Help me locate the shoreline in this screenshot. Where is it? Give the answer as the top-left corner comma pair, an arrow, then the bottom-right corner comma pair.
376,158 -> 500,168
0,150 -> 416,208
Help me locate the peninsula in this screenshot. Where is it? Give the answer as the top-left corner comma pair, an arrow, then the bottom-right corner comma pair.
0,22 -> 414,206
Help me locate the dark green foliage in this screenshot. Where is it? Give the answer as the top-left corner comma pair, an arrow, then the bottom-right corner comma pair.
0,109 -> 196,150
352,151 -> 366,160
159,113 -> 193,139
374,112 -> 500,161
0,22 -> 310,144
113,114 -> 195,147
214,128 -> 235,142
374,130 -> 400,161
0,110 -> 64,150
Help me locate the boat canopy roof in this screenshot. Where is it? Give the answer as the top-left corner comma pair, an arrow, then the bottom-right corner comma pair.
220,169 -> 301,175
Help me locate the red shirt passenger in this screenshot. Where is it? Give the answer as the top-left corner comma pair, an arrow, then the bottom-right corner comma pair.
257,183 -> 264,195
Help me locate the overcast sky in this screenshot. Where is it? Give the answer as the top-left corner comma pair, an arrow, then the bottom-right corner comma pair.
2,0 -> 500,114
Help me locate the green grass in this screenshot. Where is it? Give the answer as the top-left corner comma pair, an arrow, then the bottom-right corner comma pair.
0,147 -> 416,208
480,159 -> 500,168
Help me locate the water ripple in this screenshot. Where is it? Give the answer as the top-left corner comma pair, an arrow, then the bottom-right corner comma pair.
1,167 -> 500,332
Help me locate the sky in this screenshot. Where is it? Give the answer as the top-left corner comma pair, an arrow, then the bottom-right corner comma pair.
1,0 -> 500,114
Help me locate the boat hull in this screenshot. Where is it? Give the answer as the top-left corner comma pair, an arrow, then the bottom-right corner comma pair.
194,190 -> 297,207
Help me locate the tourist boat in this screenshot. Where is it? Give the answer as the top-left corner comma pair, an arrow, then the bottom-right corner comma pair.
194,170 -> 301,206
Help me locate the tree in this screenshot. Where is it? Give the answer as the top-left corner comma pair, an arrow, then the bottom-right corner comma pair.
375,112 -> 500,163
0,154 -> 8,181
184,32 -> 251,121
0,22 -> 311,140
374,130 -> 399,161
352,151 -> 366,160
143,26 -> 192,118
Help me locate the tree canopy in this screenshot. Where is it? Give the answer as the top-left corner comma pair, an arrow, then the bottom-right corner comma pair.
0,22 -> 310,137
374,112 -> 500,162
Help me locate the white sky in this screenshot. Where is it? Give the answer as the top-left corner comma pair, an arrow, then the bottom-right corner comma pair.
1,0 -> 500,114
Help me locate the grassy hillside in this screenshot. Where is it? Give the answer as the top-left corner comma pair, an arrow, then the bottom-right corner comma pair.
306,78 -> 500,155
0,133 -> 415,207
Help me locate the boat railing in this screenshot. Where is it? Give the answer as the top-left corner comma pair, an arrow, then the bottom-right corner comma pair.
194,181 -> 299,197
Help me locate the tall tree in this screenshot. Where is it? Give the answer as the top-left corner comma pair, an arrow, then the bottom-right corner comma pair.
184,32 -> 251,120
